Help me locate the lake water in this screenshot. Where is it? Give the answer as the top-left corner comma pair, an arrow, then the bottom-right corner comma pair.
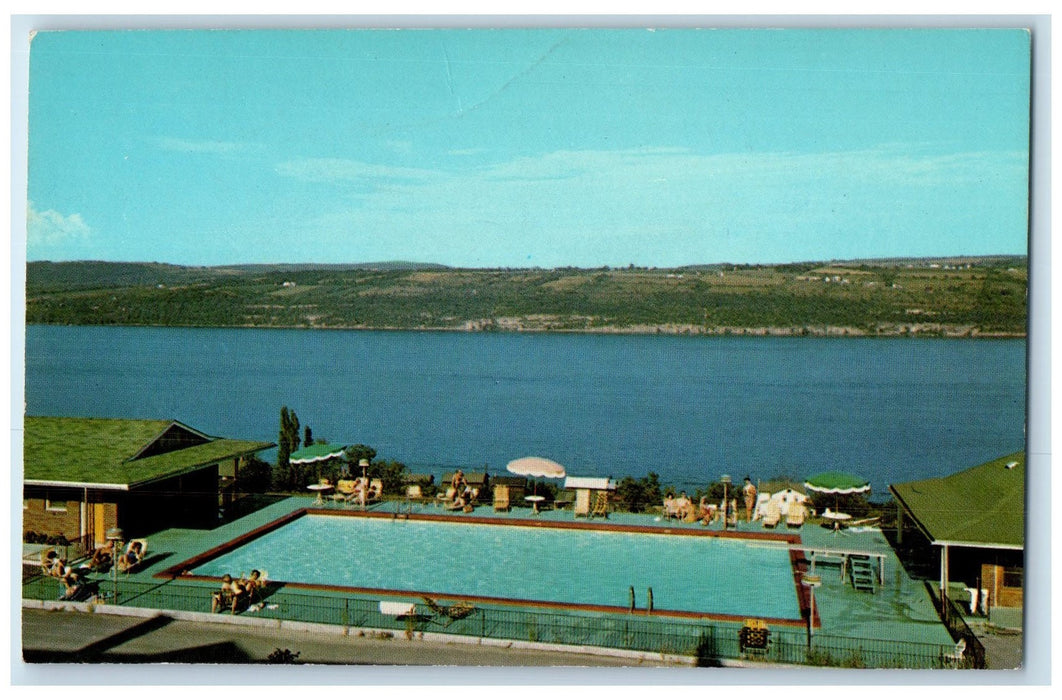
23,325 -> 1026,495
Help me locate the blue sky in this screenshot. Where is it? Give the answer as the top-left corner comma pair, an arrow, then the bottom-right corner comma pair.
25,28 -> 1031,268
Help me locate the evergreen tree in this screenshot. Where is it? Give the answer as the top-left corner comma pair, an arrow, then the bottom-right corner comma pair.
304,425 -> 314,448
275,406 -> 293,489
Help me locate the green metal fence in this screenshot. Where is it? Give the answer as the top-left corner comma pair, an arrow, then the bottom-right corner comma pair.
22,573 -> 958,669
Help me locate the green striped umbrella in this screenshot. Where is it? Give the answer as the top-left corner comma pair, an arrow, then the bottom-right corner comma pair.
290,443 -> 348,465
804,471 -> 870,511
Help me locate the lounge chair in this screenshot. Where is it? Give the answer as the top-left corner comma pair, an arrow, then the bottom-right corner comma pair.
493,484 -> 511,512
436,486 -> 457,507
754,492 -> 772,520
331,478 -> 359,503
662,498 -> 682,520
786,503 -> 807,528
406,484 -> 424,501
573,489 -> 591,518
380,600 -> 417,618
365,478 -> 383,504
762,500 -> 782,528
118,539 -> 148,573
591,491 -> 609,518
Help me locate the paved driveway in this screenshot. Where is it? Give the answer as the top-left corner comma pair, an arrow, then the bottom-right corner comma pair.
19,608 -> 677,683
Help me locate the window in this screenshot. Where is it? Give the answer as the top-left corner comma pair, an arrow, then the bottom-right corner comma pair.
1002,568 -> 1023,589
45,499 -> 68,513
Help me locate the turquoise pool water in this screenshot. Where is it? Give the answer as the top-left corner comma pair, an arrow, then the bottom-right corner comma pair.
193,515 -> 800,619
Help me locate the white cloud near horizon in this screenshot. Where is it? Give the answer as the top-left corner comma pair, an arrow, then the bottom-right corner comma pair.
270,145 -> 1028,266
158,138 -> 249,155
27,203 -> 91,247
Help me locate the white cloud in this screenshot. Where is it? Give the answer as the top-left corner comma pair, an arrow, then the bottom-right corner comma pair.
275,158 -> 440,184
159,138 -> 247,154
270,145 -> 1027,266
27,203 -> 91,246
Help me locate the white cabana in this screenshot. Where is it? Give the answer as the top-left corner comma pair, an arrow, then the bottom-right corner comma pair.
769,488 -> 808,515
563,476 -> 616,491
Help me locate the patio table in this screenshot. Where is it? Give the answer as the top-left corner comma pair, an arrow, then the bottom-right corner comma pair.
822,510 -> 852,532
307,483 -> 333,506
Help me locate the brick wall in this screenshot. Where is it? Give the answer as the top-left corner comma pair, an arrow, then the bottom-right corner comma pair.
22,496 -> 81,542
982,563 -> 1024,609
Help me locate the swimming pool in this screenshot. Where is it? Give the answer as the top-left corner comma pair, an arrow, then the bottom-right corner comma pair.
181,512 -> 804,623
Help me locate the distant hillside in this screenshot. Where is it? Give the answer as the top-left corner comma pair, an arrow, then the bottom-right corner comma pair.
25,257 -> 1028,337
26,260 -> 449,291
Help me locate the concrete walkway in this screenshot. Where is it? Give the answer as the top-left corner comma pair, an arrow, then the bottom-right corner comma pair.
19,607 -> 683,682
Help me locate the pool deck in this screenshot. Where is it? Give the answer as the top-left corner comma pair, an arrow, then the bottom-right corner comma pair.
52,495 -> 955,650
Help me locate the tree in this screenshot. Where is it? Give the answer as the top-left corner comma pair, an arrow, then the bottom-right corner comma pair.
275,406 -> 304,490
275,406 -> 293,489
616,471 -> 662,513
370,459 -> 409,496
345,444 -> 377,474
304,425 -> 314,448
236,455 -> 273,494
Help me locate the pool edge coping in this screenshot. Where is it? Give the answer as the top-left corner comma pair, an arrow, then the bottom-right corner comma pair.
156,507 -> 814,628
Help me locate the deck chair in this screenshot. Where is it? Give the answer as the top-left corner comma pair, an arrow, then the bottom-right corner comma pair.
573,489 -> 591,517
754,492 -> 772,520
380,600 -> 417,618
365,478 -> 384,503
493,484 -> 511,512
332,478 -> 359,503
436,486 -> 457,507
406,484 -> 424,501
591,491 -> 609,518
786,503 -> 807,528
762,500 -> 782,528
662,498 -> 682,520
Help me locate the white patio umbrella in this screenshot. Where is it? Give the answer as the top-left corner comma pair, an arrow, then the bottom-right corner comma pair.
506,456 -> 567,496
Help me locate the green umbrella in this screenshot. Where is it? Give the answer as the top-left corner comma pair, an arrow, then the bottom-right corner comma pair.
290,443 -> 348,465
804,471 -> 870,511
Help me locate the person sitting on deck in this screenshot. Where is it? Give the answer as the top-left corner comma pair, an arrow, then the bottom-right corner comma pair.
674,491 -> 693,519
238,569 -> 264,601
85,542 -> 114,571
48,557 -> 69,579
450,470 -> 467,498
41,549 -> 60,577
211,574 -> 236,613
663,492 -> 677,518
698,496 -> 717,524
446,490 -> 471,511
58,566 -> 88,600
118,540 -> 144,572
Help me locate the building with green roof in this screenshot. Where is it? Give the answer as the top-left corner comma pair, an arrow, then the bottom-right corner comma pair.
889,452 -> 1024,627
23,416 -> 274,548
